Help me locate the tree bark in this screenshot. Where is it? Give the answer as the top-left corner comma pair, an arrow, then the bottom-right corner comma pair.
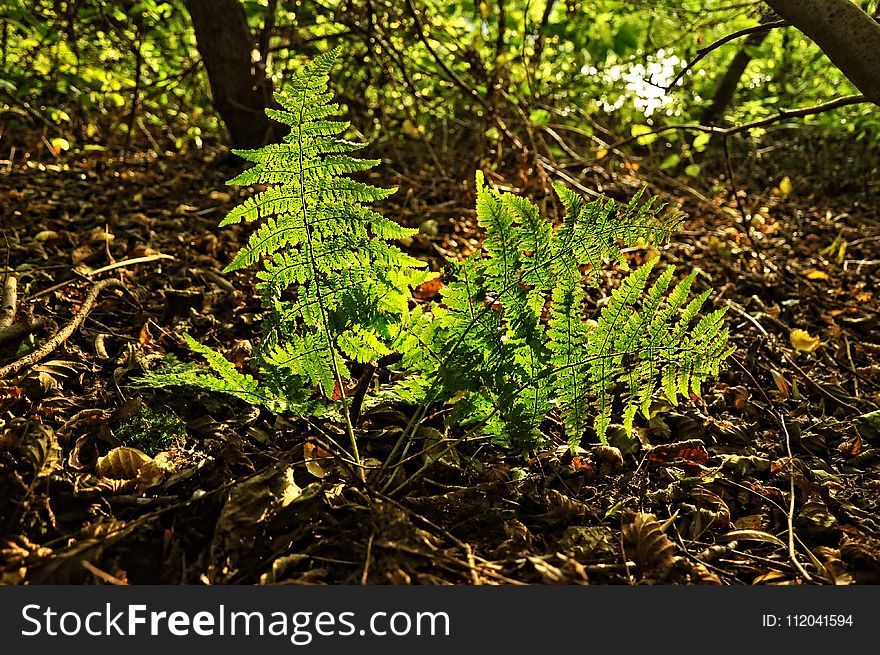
764,0 -> 880,105
184,0 -> 277,149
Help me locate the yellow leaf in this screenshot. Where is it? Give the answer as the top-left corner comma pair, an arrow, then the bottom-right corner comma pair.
790,328 -> 821,353
778,176 -> 793,196
50,137 -> 70,153
803,268 -> 829,280
595,148 -> 608,160
34,230 -> 60,242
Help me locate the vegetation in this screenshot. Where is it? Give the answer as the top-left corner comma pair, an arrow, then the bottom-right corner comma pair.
141,48 -> 731,470
1,1 -> 878,586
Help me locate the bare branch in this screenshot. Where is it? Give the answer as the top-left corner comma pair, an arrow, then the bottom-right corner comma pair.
666,20 -> 788,92
605,94 -> 869,152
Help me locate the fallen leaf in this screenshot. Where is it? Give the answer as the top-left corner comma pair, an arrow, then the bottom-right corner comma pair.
771,369 -> 790,397
646,440 -> 709,468
414,277 -> 444,300
138,321 -> 153,346
803,268 -> 829,280
96,447 -> 152,480
778,175 -> 793,196
89,228 -> 114,242
303,442 -> 334,479
623,513 -> 676,579
790,328 -> 821,353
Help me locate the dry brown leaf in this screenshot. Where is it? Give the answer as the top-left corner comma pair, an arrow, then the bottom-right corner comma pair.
413,277 -> 444,300
622,512 -> 677,579
771,369 -> 791,397
689,560 -> 722,584
753,570 -> 789,584
71,245 -> 94,264
95,447 -> 152,480
303,441 -> 334,479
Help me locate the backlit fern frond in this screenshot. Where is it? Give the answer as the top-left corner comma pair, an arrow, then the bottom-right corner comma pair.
140,48 -> 433,432
403,173 -> 730,449
139,49 -> 730,463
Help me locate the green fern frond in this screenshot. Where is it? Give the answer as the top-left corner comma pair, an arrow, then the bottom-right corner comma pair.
140,47 -> 431,445
412,174 -> 729,449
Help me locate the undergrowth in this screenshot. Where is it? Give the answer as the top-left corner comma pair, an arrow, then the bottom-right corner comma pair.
139,47 -> 733,480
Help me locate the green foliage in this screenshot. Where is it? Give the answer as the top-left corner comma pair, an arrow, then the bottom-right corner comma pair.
393,172 -> 733,448
6,1 -> 878,163
141,48 -> 731,457
1,0 -> 210,152
140,48 -> 434,434
113,406 -> 187,456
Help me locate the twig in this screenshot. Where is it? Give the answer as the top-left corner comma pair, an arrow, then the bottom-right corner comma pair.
87,253 -> 173,278
360,531 -> 375,585
26,253 -> 173,301
0,279 -> 125,379
81,560 -> 128,585
0,275 -> 15,327
780,415 -> 815,584
725,300 -> 770,337
465,543 -> 483,585
666,21 -> 788,92
606,95 -> 869,151
843,335 -> 860,399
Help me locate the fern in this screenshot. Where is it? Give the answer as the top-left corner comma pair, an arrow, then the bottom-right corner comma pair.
394,172 -> 731,448
140,48 -> 731,466
139,47 -> 434,466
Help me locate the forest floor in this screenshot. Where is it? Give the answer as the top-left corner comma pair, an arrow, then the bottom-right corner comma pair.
1,145 -> 879,585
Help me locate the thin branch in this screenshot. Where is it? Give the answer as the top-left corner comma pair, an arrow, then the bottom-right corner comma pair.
0,279 -> 125,380
781,416 -> 816,583
605,94 -> 869,152
26,253 -> 174,302
666,20 -> 788,91
403,0 -> 491,111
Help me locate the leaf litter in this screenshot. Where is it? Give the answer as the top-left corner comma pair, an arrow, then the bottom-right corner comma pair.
0,147 -> 878,585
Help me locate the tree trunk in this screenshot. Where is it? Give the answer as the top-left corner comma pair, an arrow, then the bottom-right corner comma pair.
184,0 -> 277,149
764,0 -> 880,105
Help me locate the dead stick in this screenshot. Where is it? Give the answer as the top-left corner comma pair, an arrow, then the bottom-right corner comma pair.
0,275 -> 15,328
26,254 -> 173,302
0,318 -> 45,347
0,279 -> 125,380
